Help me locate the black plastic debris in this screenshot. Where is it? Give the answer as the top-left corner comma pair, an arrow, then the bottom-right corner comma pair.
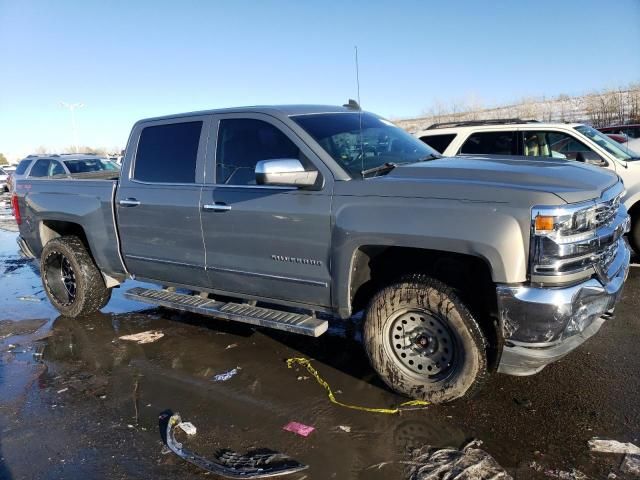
158,410 -> 308,478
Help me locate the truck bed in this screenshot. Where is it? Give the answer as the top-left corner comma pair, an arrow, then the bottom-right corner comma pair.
15,177 -> 126,280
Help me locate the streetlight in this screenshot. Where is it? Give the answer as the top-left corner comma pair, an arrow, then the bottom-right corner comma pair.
60,101 -> 84,153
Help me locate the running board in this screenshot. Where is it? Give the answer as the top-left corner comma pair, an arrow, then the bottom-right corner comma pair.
124,287 -> 328,337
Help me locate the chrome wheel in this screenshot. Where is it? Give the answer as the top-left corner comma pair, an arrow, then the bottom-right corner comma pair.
387,308 -> 459,380
44,251 -> 76,306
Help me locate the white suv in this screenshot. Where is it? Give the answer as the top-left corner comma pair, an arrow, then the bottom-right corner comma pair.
417,119 -> 640,254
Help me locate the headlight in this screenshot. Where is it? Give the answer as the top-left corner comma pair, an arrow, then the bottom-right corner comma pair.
533,203 -> 598,244
530,187 -> 627,284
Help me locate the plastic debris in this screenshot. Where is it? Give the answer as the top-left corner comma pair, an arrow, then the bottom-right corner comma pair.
283,421 -> 315,437
225,343 -> 238,350
406,440 -> 511,479
338,425 -> 351,433
621,454 -> 640,475
588,438 -> 640,455
119,330 -> 164,344
18,295 -> 42,302
286,357 -> 429,414
159,410 -> 307,478
212,367 -> 241,382
57,388 -> 68,394
178,421 -> 197,436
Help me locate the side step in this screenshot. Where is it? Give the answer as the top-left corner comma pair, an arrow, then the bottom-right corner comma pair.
124,287 -> 328,337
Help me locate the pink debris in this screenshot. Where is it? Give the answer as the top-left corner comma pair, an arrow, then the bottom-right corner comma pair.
283,421 -> 315,437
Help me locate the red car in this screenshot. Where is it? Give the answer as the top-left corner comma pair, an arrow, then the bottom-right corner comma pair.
607,133 -> 630,144
599,124 -> 640,140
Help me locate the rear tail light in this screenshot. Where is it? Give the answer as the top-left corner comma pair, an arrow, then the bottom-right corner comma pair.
11,193 -> 21,225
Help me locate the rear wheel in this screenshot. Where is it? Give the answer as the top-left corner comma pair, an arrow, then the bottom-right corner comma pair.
41,236 -> 111,317
363,275 -> 488,403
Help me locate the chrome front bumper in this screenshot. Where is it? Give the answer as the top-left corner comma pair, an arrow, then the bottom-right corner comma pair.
496,238 -> 630,376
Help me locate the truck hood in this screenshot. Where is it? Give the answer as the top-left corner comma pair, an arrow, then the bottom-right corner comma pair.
378,156 -> 619,204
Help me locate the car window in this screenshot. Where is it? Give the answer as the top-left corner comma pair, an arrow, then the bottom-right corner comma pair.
29,159 -> 52,177
574,125 -> 634,161
0,168 -> 6,175
523,131 -> 596,161
15,159 -> 31,175
293,113 -> 437,178
628,127 -> 640,139
64,158 -> 119,174
49,161 -> 66,177
419,134 -> 457,154
216,118 -> 301,185
134,121 -> 202,183
459,131 -> 517,155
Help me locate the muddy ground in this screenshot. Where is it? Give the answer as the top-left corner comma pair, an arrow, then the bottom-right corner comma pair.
0,191 -> 639,479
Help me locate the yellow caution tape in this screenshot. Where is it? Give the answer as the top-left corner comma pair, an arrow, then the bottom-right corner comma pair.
286,357 -> 429,414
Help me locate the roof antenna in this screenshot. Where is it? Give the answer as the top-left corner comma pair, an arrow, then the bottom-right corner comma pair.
343,47 -> 362,111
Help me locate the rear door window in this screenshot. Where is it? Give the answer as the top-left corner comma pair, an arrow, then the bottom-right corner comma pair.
134,121 -> 203,183
459,131 -> 517,155
28,160 -> 52,177
419,134 -> 456,154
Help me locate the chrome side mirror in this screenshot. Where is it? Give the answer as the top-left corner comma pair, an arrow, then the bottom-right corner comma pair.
255,159 -> 318,187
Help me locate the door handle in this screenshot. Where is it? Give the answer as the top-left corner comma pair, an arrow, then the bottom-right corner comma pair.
119,198 -> 141,207
203,203 -> 232,212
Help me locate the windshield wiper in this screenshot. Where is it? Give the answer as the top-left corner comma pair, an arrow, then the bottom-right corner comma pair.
361,162 -> 398,177
416,153 -> 443,162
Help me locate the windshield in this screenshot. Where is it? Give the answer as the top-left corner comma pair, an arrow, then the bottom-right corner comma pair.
292,112 -> 439,178
63,158 -> 120,173
575,125 -> 640,162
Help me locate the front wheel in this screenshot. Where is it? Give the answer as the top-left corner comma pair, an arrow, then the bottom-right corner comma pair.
363,275 -> 488,403
41,236 -> 112,317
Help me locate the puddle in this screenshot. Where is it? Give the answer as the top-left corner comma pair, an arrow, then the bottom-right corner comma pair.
0,228 -> 639,478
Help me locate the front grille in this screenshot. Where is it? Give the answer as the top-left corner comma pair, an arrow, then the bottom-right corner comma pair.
593,192 -> 621,229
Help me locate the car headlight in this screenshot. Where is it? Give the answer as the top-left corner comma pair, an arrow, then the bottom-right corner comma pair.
530,188 -> 627,283
533,203 -> 599,244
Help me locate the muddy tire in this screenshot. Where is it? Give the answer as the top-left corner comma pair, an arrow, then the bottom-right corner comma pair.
363,275 -> 488,403
41,236 -> 112,317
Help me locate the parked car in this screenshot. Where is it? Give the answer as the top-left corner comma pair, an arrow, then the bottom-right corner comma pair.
13,105 -> 630,403
599,124 -> 640,140
607,133 -> 629,144
13,154 -> 119,179
417,119 -> 640,253
0,167 -> 9,192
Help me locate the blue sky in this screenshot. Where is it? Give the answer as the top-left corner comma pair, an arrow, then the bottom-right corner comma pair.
1,0 -> 639,161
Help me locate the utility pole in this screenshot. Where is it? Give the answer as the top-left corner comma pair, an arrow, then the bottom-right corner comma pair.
60,102 -> 84,153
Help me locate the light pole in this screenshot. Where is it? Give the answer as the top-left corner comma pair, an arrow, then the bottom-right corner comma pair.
60,102 -> 84,153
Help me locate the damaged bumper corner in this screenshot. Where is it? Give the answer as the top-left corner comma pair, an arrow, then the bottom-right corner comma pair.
159,411 -> 308,479
17,236 -> 36,259
496,241 -> 630,376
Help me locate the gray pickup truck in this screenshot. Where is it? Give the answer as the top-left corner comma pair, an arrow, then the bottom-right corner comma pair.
13,104 -> 631,403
